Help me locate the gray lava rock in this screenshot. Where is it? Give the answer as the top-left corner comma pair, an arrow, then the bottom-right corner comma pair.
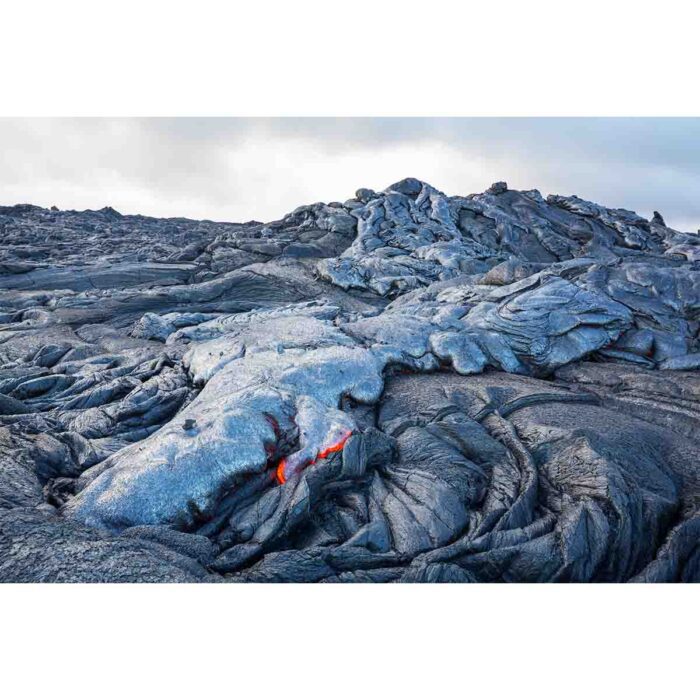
0,508 -> 216,582
1,179 -> 699,582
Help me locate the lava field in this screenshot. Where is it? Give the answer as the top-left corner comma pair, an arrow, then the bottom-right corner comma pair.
1,178 -> 699,582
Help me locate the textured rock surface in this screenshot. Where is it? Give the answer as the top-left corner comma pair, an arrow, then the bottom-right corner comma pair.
1,179 -> 699,582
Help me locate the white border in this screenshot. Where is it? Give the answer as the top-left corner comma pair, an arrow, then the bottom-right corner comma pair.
3,0 -> 700,116
2,584 -> 697,698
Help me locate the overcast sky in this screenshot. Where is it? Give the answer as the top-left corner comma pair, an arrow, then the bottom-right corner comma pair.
1,118 -> 698,232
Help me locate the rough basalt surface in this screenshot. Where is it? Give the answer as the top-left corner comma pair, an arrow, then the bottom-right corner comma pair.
1,180 -> 699,582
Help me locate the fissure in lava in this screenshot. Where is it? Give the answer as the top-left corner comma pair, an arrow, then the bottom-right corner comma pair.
276,431 -> 353,485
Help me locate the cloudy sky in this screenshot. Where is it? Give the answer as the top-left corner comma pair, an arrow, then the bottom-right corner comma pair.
1,118 -> 699,232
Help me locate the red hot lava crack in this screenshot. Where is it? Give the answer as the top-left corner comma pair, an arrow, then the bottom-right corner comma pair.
276,431 -> 353,485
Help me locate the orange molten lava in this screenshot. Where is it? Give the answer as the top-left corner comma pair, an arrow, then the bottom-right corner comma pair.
275,431 -> 352,485
276,458 -> 288,485
317,432 -> 352,460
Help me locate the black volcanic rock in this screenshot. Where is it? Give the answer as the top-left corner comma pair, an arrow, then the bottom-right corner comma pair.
652,210 -> 666,226
486,180 -> 508,194
0,180 -> 699,583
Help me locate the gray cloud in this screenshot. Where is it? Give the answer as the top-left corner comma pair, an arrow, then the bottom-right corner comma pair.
1,118 -> 698,231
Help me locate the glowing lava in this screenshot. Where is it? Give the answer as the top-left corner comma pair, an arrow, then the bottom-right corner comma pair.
276,431 -> 353,485
276,458 -> 288,485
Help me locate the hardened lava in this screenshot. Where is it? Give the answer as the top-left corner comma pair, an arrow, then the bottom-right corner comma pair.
1,179 -> 699,582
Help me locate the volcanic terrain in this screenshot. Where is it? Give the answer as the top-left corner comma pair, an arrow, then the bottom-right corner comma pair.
1,179 -> 699,582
